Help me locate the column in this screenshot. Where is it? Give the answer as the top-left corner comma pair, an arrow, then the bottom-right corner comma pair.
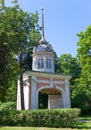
65,79 -> 71,108
48,95 -> 51,109
31,76 -> 37,109
24,83 -> 30,110
17,80 -> 21,110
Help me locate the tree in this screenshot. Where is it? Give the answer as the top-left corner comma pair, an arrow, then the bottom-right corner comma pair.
0,0 -> 5,11
56,54 -> 81,87
0,2 -> 40,110
0,44 -> 13,102
0,1 -> 19,102
72,26 -> 91,113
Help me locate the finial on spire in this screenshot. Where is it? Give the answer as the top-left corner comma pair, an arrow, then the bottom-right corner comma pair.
41,6 -> 44,39
41,5 -> 44,11
39,5 -> 47,44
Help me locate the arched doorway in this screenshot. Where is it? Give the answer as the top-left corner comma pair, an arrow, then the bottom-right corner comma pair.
38,87 -> 62,109
38,92 -> 48,109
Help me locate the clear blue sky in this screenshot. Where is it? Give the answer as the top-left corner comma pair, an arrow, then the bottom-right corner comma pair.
5,0 -> 91,57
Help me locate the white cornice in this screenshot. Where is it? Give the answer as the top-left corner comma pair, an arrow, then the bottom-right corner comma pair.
24,71 -> 71,80
32,51 -> 54,57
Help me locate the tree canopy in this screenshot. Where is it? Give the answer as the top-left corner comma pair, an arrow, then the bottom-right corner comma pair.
72,26 -> 91,113
0,1 -> 40,103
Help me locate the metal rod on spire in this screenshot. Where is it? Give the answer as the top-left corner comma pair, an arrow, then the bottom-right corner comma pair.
41,6 -> 44,39
39,6 -> 47,44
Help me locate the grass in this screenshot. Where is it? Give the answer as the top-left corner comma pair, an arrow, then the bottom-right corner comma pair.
0,127 -> 78,130
75,115 -> 91,129
77,122 -> 91,129
0,116 -> 91,130
79,115 -> 91,121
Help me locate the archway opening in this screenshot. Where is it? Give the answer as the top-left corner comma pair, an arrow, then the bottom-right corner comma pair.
38,88 -> 61,109
38,92 -> 48,109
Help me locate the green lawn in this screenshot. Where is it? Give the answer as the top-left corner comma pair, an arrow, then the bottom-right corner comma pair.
79,116 -> 91,121
0,127 -> 78,130
0,116 -> 91,130
76,116 -> 91,129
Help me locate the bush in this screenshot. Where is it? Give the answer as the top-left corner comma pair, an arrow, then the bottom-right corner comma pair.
0,102 -> 16,111
0,108 -> 81,127
0,110 -> 17,125
21,108 -> 81,127
0,102 -> 17,126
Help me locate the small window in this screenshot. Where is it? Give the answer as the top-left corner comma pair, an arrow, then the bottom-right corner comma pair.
41,59 -> 44,68
37,58 -> 44,69
46,59 -> 51,69
37,59 -> 41,69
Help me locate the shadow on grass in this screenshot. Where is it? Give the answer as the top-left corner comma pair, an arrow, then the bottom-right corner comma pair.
74,121 -> 91,129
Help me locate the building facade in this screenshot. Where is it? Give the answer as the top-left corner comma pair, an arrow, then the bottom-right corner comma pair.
17,8 -> 71,110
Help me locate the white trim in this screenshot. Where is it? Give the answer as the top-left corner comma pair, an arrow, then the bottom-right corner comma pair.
17,80 -> 21,110
23,71 -> 71,80
31,76 -> 37,109
65,79 -> 71,108
35,79 -> 65,85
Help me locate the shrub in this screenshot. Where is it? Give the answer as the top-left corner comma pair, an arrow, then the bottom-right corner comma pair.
20,108 -> 81,127
0,102 -> 17,126
0,102 -> 16,111
0,108 -> 81,127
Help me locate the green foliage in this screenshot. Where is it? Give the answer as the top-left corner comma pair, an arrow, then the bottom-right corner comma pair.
0,108 -> 80,127
5,81 -> 17,102
0,0 -> 5,11
72,25 -> 91,114
0,102 -> 16,110
23,108 -> 80,128
0,3 -> 40,103
0,110 -> 18,126
0,102 -> 17,125
55,54 -> 81,95
72,78 -> 91,114
56,54 -> 80,76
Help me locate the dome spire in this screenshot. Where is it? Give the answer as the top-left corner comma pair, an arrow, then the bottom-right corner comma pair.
39,6 -> 47,44
41,6 -> 44,39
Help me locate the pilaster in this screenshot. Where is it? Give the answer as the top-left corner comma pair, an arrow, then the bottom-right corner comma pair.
31,76 -> 37,109
17,80 -> 21,110
65,79 -> 71,108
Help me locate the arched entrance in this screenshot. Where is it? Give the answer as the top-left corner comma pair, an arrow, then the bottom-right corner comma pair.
38,87 -> 63,109
38,92 -> 48,109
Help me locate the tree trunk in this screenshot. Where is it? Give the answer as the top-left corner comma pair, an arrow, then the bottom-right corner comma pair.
20,48 -> 25,110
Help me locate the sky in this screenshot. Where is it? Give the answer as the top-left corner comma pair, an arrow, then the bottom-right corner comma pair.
5,0 -> 91,57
